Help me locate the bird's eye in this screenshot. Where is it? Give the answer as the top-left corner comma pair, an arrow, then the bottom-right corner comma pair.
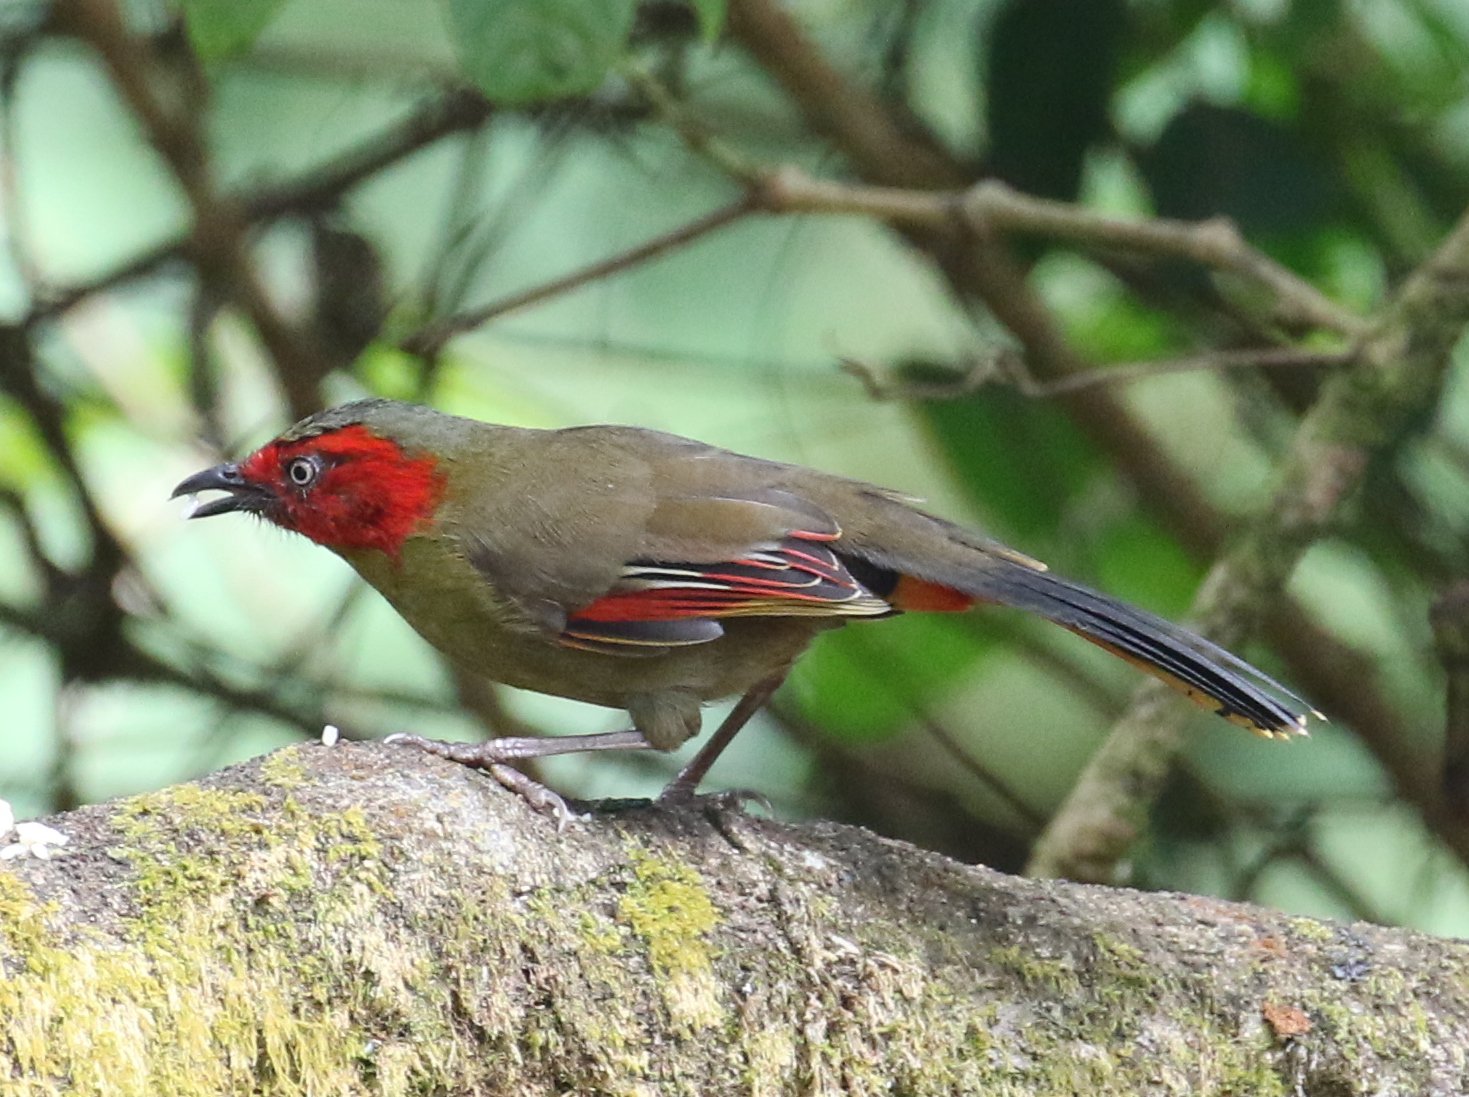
286,456 -> 319,488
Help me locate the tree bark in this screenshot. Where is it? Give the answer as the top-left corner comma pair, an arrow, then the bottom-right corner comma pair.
1,743 -> 1466,1096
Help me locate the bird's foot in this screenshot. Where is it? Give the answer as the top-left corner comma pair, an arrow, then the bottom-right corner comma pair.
657,780 -> 772,816
384,733 -> 583,830
656,782 -> 770,851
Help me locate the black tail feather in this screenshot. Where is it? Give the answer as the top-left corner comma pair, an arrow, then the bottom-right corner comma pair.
972,563 -> 1316,737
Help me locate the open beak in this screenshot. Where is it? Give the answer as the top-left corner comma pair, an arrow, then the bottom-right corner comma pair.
171,463 -> 271,519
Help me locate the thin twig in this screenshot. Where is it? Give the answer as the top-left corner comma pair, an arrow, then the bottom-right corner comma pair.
400,192 -> 762,355
623,66 -> 763,183
960,181 -> 1370,339
838,346 -> 1350,402
1023,347 -> 1351,396
767,697 -> 1031,867
1029,205 -> 1469,881
916,713 -> 1045,829
27,89 -> 493,325
754,166 -> 1367,341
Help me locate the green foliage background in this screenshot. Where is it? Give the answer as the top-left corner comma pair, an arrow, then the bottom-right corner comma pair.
3,0 -> 1468,933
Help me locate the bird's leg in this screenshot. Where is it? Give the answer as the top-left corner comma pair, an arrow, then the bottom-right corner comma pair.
385,729 -> 653,828
386,729 -> 653,764
660,672 -> 787,804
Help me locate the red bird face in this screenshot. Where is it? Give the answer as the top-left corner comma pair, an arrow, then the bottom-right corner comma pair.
172,424 -> 445,557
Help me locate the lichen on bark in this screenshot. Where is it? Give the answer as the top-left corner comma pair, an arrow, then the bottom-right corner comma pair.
1,742 -> 1466,1095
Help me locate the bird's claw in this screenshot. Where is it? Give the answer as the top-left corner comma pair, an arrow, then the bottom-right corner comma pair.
657,782 -> 771,816
384,733 -> 583,830
486,763 -> 583,831
656,784 -> 768,851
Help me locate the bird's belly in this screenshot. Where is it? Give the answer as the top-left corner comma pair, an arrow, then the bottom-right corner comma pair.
512,617 -> 826,704
346,544 -> 828,710
426,615 -> 826,710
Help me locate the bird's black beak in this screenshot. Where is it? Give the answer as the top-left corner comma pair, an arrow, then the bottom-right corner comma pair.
171,463 -> 270,519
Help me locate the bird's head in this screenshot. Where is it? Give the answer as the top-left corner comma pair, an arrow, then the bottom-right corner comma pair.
171,399 -> 447,557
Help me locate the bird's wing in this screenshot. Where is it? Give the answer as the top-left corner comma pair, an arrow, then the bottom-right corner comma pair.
559,489 -> 893,655
450,428 -> 891,655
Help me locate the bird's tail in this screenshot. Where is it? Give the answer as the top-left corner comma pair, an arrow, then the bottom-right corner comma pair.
891,559 -> 1317,738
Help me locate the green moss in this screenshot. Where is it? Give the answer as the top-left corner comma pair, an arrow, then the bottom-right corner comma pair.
2,770 -> 1452,1095
988,943 -> 1082,997
259,746 -> 311,789
574,904 -> 626,954
1288,917 -> 1336,943
0,868 -> 52,961
743,1024 -> 798,1096
1091,931 -> 1153,990
0,867 -> 177,1094
617,843 -> 724,1034
113,785 -> 271,922
0,775 -> 468,1096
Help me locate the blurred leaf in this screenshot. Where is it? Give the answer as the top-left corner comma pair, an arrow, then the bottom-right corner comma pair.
0,399 -> 54,490
790,615 -> 998,743
903,369 -> 1099,543
985,0 -> 1125,200
1243,47 -> 1300,119
684,0 -> 725,41
1138,103 -> 1340,237
1093,514 -> 1200,615
353,347 -> 426,403
180,0 -> 287,59
447,0 -> 637,103
310,216 -> 388,369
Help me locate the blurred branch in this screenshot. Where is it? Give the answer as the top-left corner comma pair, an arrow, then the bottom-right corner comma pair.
0,598 -> 318,735
0,332 -> 126,578
55,0 -> 328,416
0,327 -> 140,811
769,698 -> 1034,869
1432,583 -> 1469,822
449,666 -> 545,740
1231,813 -> 1394,927
838,346 -> 1349,401
916,711 -> 1045,830
716,0 -> 1468,882
753,167 -> 1365,340
1031,207 -> 1469,881
401,192 -> 762,356
724,0 -> 966,190
401,154 -> 1359,397
0,328 -> 343,741
27,89 -> 493,325
959,181 -> 1369,338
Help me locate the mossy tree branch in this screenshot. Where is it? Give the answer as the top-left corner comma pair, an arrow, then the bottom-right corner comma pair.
2,743 -> 1467,1096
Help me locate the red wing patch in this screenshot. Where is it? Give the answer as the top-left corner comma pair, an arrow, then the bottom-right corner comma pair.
562,536 -> 892,652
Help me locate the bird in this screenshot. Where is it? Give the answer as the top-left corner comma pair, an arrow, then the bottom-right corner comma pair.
173,397 -> 1317,822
